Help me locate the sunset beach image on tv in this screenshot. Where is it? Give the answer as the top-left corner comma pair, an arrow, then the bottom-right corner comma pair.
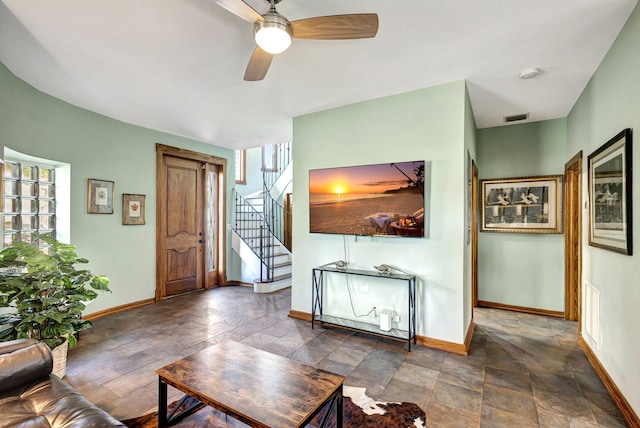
309,161 -> 425,237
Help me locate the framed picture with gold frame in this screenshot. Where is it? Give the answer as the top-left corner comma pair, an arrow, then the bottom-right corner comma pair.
481,175 -> 563,234
87,178 -> 114,214
122,194 -> 146,225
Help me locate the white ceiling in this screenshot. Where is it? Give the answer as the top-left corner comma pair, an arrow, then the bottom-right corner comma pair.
1,0 -> 637,150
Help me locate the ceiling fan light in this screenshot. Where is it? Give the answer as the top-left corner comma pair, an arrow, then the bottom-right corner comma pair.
254,14 -> 292,54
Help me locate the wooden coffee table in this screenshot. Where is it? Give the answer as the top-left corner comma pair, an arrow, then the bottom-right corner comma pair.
156,340 -> 345,427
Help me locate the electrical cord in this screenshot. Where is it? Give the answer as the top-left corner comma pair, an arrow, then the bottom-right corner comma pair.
343,235 -> 376,318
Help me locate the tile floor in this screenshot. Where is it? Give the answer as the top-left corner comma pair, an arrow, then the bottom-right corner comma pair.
65,286 -> 626,427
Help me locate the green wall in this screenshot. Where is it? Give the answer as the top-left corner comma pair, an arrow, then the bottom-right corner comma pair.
476,119 -> 567,311
567,2 -> 640,414
463,85 -> 477,332
234,146 -> 264,197
292,81 -> 474,344
0,63 -> 236,314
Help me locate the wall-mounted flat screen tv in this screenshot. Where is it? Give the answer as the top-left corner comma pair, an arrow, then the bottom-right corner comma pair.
309,160 -> 425,237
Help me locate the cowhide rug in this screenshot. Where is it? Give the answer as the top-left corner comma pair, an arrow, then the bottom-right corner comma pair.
121,386 -> 425,427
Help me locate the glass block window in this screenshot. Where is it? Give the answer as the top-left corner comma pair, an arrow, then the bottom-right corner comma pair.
3,161 -> 56,250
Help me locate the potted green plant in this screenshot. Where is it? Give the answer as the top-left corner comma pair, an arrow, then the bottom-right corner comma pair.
0,235 -> 110,376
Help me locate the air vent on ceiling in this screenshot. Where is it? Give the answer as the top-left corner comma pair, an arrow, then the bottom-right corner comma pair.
504,113 -> 530,123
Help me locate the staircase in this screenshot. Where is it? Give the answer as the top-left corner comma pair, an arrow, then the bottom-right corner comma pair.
232,143 -> 292,293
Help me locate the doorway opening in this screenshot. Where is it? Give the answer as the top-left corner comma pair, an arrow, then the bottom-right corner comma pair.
564,151 -> 583,323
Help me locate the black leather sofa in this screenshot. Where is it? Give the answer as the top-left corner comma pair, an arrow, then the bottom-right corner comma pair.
0,338 -> 124,427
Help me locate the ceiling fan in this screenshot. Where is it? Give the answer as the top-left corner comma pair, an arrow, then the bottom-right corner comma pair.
214,0 -> 379,81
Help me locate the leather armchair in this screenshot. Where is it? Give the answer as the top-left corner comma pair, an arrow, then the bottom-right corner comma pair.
0,338 -> 124,427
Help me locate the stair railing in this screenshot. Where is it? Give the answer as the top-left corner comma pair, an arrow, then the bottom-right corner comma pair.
263,142 -> 291,195
262,142 -> 292,249
233,142 -> 292,283
263,192 -> 287,247
233,190 -> 273,282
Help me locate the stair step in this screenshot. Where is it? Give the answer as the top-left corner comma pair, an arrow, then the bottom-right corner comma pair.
272,261 -> 291,269
249,247 -> 283,253
235,231 -> 272,237
247,243 -> 281,249
254,273 -> 291,284
258,253 -> 289,259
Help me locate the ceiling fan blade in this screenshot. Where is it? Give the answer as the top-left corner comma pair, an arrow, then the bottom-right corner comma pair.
291,14 -> 378,40
244,47 -> 273,81
214,0 -> 264,23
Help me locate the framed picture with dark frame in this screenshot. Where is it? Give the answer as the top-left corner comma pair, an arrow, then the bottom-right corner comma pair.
87,178 -> 114,214
122,194 -> 146,225
588,128 -> 633,255
481,175 -> 563,234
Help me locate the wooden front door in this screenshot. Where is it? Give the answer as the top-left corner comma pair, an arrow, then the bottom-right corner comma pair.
159,155 -> 204,297
156,144 -> 227,301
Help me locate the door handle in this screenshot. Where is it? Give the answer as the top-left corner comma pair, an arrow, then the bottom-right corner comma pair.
199,239 -> 204,244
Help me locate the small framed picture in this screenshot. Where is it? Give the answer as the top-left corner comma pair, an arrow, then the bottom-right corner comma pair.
122,194 -> 146,225
588,128 -> 633,255
87,179 -> 114,214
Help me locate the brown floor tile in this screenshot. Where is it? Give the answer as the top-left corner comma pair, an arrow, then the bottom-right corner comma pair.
588,403 -> 628,428
391,361 -> 439,390
348,348 -> 406,386
537,408 -> 600,428
438,365 -> 485,392
534,388 -> 597,422
486,355 -> 529,374
443,352 -> 488,372
259,318 -> 299,338
258,340 -> 297,358
426,401 -> 481,427
343,374 -> 385,399
325,342 -> 370,366
60,287 -> 622,427
530,370 -> 583,397
484,366 -> 533,396
286,343 -> 331,365
482,384 -> 538,421
404,345 -> 448,371
379,378 -> 431,410
480,405 -> 539,428
431,381 -> 483,414
583,390 -> 626,426
315,357 -> 355,377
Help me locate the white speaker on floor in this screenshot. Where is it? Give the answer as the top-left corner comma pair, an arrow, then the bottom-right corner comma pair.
379,309 -> 392,331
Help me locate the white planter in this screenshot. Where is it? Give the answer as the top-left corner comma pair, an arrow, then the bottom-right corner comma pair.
51,338 -> 69,378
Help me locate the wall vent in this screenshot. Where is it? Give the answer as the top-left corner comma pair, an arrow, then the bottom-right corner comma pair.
504,113 -> 530,123
584,281 -> 601,349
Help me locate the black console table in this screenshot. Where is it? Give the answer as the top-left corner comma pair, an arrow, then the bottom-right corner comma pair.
312,266 -> 417,351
